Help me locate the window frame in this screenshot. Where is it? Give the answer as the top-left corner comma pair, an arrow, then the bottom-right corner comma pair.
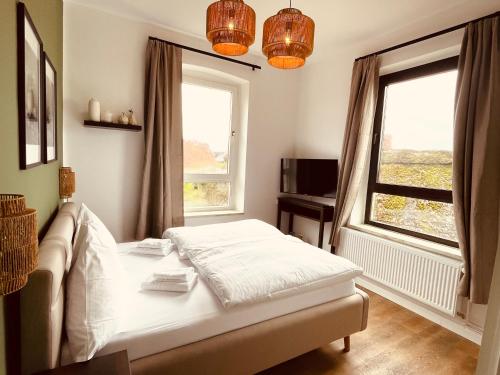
182,74 -> 241,213
364,56 -> 459,247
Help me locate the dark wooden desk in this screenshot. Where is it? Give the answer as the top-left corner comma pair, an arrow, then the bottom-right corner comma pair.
36,350 -> 131,375
277,197 -> 334,248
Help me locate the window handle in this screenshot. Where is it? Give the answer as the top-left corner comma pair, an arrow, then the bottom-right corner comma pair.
231,130 -> 236,137
373,133 -> 379,145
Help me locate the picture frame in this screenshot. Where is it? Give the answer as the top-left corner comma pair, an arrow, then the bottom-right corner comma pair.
42,53 -> 57,163
17,2 -> 44,169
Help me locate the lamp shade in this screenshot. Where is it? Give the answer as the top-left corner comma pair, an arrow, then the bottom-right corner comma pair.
0,194 -> 38,295
59,167 -> 75,199
262,8 -> 315,69
206,0 -> 256,56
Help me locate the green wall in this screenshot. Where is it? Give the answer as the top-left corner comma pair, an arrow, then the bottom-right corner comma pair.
0,1 -> 63,374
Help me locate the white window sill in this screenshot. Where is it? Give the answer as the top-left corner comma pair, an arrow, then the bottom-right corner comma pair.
348,223 -> 462,261
184,210 -> 245,218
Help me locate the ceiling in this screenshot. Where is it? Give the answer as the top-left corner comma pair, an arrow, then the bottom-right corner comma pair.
67,0 -> 499,58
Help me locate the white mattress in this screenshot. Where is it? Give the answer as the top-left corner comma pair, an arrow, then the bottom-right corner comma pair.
91,242 -> 357,361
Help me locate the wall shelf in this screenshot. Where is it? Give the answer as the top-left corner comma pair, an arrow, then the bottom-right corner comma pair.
83,120 -> 142,132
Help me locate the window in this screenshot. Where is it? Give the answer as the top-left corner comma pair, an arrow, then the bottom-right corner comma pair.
182,74 -> 242,212
365,57 -> 459,247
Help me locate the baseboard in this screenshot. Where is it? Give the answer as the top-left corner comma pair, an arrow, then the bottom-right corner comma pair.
356,276 -> 483,345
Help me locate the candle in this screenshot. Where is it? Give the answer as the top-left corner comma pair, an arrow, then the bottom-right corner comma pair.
102,110 -> 113,123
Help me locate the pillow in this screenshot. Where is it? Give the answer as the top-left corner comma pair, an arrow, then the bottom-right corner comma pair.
163,219 -> 284,252
71,203 -> 115,262
66,204 -> 123,362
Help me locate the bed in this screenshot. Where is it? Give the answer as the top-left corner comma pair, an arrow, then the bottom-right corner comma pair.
20,203 -> 369,375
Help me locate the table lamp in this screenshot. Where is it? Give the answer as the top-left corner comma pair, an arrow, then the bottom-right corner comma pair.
0,194 -> 38,295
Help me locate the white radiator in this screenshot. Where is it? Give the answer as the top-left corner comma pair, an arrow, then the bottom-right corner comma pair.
338,228 -> 462,316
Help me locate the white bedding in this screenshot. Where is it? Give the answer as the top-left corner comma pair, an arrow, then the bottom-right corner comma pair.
164,219 -> 283,251
83,243 -> 358,362
165,220 -> 363,308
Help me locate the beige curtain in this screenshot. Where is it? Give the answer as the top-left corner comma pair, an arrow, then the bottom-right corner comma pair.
453,16 -> 500,304
330,56 -> 380,250
136,40 -> 184,239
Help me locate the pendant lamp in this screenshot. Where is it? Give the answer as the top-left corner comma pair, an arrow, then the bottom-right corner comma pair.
262,3 -> 315,69
206,0 -> 256,56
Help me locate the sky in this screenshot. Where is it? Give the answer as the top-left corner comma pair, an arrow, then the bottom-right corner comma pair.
382,70 -> 458,151
182,83 -> 232,153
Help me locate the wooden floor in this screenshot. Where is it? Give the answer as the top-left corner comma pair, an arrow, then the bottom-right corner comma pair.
261,289 -> 479,375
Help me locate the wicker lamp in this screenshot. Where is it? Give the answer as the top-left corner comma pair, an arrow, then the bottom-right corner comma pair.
206,0 -> 256,56
59,167 -> 75,200
262,5 -> 315,69
0,194 -> 38,295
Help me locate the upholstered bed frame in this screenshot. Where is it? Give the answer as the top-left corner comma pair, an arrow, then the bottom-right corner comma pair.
20,203 -> 369,375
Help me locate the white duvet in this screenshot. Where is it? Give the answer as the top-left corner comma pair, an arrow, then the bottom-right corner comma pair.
164,220 -> 362,308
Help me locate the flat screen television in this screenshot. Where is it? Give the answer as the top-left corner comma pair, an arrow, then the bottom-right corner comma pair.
280,158 -> 338,198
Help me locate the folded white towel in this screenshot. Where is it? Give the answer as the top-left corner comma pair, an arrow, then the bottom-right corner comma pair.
153,267 -> 195,282
141,274 -> 198,293
137,238 -> 172,249
130,243 -> 174,257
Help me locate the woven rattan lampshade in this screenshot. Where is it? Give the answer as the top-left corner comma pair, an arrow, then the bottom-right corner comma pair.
0,194 -> 38,295
262,7 -> 315,69
59,167 -> 75,199
206,0 -> 256,56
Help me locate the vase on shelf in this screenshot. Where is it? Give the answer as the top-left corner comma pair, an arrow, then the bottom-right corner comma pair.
102,110 -> 113,123
118,112 -> 129,125
128,109 -> 137,125
88,98 -> 100,121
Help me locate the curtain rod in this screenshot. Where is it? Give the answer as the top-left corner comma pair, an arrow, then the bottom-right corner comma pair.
148,36 -> 262,71
355,10 -> 499,62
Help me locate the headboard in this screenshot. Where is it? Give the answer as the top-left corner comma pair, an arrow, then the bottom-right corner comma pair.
20,202 -> 78,375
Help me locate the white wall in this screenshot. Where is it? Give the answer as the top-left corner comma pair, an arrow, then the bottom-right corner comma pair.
63,2 -> 300,241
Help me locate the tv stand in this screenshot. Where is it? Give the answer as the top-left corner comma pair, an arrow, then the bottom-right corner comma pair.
276,196 -> 335,249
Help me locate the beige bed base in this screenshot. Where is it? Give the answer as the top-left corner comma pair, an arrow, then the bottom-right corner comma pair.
20,203 -> 369,375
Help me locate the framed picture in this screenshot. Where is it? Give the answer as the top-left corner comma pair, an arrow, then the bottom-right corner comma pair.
17,2 -> 43,169
43,53 -> 57,163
